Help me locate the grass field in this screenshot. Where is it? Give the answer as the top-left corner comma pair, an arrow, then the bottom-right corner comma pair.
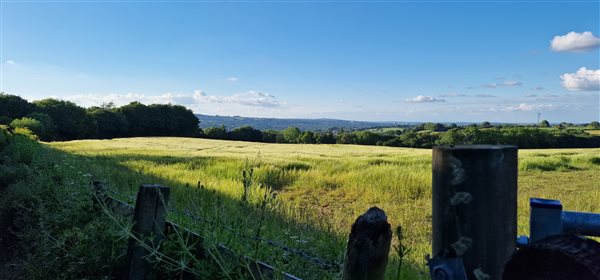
47,138 -> 600,279
586,130 -> 600,136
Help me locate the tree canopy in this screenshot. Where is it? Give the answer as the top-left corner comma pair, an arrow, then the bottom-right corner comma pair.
0,94 -> 201,141
0,93 -> 35,119
34,98 -> 96,140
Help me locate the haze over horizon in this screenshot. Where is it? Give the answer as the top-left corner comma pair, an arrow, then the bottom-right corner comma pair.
1,1 -> 599,123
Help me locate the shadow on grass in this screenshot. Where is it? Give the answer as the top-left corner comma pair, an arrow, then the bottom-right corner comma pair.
45,144 -> 430,279
521,156 -> 584,172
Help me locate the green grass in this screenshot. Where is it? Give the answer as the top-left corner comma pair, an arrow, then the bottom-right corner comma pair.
586,130 -> 600,136
47,137 -> 600,279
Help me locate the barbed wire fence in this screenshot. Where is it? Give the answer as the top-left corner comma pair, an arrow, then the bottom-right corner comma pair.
102,186 -> 341,272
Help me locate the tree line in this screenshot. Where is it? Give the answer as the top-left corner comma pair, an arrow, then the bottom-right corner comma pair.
0,93 -> 200,141
2,93 -> 599,148
202,122 -> 600,149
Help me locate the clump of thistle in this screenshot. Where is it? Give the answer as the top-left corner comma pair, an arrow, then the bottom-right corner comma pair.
394,225 -> 410,280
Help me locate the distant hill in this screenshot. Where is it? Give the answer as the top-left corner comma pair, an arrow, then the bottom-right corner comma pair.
195,114 -> 407,131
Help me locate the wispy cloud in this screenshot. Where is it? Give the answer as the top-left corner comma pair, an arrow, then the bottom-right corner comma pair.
530,86 -> 545,91
474,94 -> 496,98
503,103 -> 556,112
560,67 -> 600,91
405,95 -> 445,103
525,94 -> 538,97
480,80 -> 523,89
551,31 -> 600,52
193,90 -> 286,108
5,60 -> 15,65
63,92 -> 195,107
227,77 -> 238,82
60,90 -> 288,111
438,93 -> 467,97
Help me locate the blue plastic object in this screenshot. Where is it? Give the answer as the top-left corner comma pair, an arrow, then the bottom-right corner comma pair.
528,198 -> 600,243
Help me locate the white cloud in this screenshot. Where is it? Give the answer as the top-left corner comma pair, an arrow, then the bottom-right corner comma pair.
193,90 -> 285,108
438,93 -> 467,97
62,92 -> 194,107
503,103 -> 555,112
474,94 -> 496,98
61,90 -> 287,112
503,80 -> 522,87
227,77 -> 238,82
481,80 -> 522,88
551,31 -> 600,52
405,95 -> 445,103
5,60 -> 15,65
560,67 -> 600,91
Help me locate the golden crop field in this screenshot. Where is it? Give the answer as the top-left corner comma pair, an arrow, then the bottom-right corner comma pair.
48,138 -> 600,279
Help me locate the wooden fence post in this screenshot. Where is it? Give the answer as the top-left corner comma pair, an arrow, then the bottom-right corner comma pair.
125,184 -> 170,280
342,207 -> 392,280
432,145 -> 517,280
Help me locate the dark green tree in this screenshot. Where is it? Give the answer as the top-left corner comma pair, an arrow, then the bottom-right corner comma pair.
118,102 -> 154,136
354,131 -> 381,145
423,122 -> 444,132
88,107 -> 129,139
171,104 -> 200,136
229,126 -> 263,142
436,128 -> 465,145
33,98 -> 96,140
282,127 -> 301,143
336,132 -> 358,144
315,131 -> 336,144
299,131 -> 316,144
10,117 -> 44,139
119,103 -> 198,137
0,116 -> 11,125
204,125 -> 227,139
261,130 -> 280,143
0,93 -> 35,120
26,112 -> 58,141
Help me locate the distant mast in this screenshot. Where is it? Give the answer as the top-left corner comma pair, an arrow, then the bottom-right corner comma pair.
537,112 -> 541,124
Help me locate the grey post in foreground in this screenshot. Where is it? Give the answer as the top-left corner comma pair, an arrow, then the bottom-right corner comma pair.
125,184 -> 171,280
342,207 -> 392,280
432,145 -> 517,280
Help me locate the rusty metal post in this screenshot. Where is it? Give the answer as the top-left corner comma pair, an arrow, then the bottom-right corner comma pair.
432,145 -> 518,280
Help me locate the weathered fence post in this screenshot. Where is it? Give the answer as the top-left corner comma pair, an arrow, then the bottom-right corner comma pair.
432,145 -> 517,279
125,184 -> 170,280
342,207 -> 392,280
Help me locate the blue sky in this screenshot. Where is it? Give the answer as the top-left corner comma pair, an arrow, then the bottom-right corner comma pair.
1,1 -> 599,123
